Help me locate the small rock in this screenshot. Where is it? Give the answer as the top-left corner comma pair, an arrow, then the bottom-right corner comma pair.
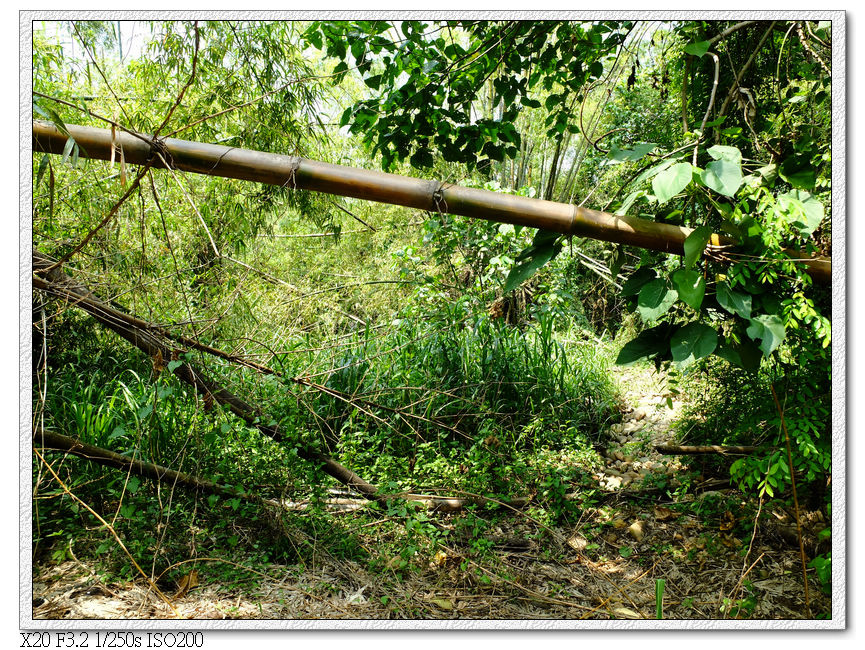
628,520 -> 645,542
614,450 -> 625,462
633,407 -> 648,421
604,476 -> 623,489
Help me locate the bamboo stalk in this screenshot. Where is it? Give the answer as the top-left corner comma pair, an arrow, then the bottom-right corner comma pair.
655,444 -> 760,455
32,120 -> 830,283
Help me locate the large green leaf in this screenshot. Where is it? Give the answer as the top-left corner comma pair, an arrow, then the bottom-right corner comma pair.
746,314 -> 786,357
615,324 -> 673,366
779,154 -> 816,190
683,226 -> 712,269
700,159 -> 742,197
716,282 -> 752,319
637,279 -> 678,323
776,190 -> 824,236
671,269 -> 705,310
707,144 -> 742,164
620,267 -> 656,297
652,162 -> 693,203
504,233 -> 561,292
683,40 -> 710,57
670,323 -> 717,366
609,142 -> 657,163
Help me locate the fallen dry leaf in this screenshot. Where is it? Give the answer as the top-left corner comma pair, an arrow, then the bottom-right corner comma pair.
653,505 -> 677,521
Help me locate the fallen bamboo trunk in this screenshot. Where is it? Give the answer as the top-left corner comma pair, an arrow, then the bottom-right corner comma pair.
34,428 -> 271,505
655,444 -> 759,455
31,120 -> 830,284
34,428 -> 533,515
32,250 -> 379,498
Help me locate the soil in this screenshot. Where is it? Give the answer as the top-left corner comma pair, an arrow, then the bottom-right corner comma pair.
30,364 -> 832,621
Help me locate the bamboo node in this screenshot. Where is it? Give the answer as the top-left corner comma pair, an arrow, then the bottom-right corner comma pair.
285,156 -> 301,189
432,180 -> 448,213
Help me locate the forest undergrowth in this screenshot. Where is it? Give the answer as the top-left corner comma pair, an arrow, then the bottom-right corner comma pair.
31,18 -> 834,621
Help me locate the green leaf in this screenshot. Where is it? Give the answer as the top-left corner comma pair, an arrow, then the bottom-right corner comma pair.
779,154 -> 816,190
776,190 -> 824,236
652,162 -> 693,203
35,154 -> 50,190
638,279 -> 678,323
609,245 -> 626,279
700,159 -> 742,196
609,143 -> 657,163
670,323 -> 717,366
746,314 -> 786,357
683,226 -> 712,269
671,269 -> 705,310
633,159 -> 675,188
620,267 -> 656,297
714,341 -> 742,367
684,40 -> 711,57
504,238 -> 561,292
61,137 -> 76,165
716,282 -> 752,319
707,144 -> 742,164
615,189 -> 646,216
615,324 -> 673,366
167,360 -> 182,372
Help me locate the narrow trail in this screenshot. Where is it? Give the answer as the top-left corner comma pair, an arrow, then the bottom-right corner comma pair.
596,364 -> 687,492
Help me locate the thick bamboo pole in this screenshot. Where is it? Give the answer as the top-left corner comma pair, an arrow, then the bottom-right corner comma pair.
32,120 -> 830,283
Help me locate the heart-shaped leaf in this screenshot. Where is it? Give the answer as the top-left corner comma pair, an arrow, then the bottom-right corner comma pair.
670,322 -> 718,366
503,236 -> 561,292
684,40 -> 711,57
716,282 -> 752,319
746,314 -> 786,357
701,159 -> 742,196
707,144 -> 742,164
615,324 -> 673,366
638,279 -> 678,323
776,190 -> 824,236
620,267 -> 657,297
683,226 -> 712,269
671,269 -> 706,310
652,162 -> 693,203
